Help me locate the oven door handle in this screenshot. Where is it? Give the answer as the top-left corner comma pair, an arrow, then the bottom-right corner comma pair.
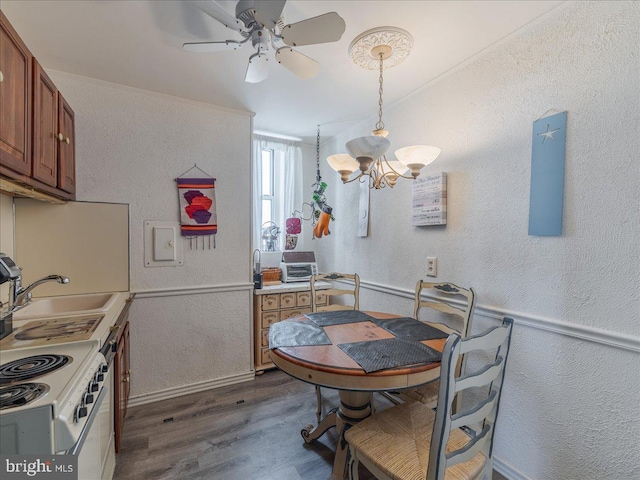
66,386 -> 108,456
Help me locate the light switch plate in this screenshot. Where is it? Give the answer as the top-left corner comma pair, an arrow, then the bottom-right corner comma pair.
144,221 -> 184,267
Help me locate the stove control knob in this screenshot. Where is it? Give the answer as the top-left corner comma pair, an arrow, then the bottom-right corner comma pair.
89,381 -> 99,393
84,392 -> 94,405
100,364 -> 109,373
75,405 -> 88,422
95,371 -> 105,382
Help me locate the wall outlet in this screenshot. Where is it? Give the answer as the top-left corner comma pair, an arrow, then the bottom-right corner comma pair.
427,257 -> 437,277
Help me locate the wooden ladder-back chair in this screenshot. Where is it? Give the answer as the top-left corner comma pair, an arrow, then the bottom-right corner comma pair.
346,318 -> 514,480
311,272 -> 360,313
310,272 -> 360,422
392,281 -> 476,410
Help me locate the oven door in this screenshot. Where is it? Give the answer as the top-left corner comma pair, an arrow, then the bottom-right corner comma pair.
68,385 -> 108,480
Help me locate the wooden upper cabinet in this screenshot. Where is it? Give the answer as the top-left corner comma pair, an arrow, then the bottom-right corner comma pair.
32,59 -> 58,187
0,10 -> 32,175
57,93 -> 75,194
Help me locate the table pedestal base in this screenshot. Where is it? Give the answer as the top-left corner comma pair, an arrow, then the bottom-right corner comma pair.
332,391 -> 373,480
301,408 -> 337,444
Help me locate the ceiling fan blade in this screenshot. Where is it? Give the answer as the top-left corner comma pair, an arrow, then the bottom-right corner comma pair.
281,12 -> 346,47
245,53 -> 269,83
192,0 -> 246,34
275,47 -> 320,80
183,40 -> 246,53
252,1 -> 287,29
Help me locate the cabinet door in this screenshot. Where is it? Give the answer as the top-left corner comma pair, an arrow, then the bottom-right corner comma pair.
114,321 -> 130,453
32,59 -> 57,186
57,93 -> 75,194
0,11 -> 32,176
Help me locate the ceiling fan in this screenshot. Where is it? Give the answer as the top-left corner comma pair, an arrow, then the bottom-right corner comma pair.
183,1 -> 346,83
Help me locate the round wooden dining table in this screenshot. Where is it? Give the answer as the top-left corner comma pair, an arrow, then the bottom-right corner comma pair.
269,311 -> 449,480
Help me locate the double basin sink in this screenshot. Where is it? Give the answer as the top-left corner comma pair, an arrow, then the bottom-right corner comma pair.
13,292 -> 120,320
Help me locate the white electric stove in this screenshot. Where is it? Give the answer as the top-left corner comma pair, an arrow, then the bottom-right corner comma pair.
0,342 -> 108,454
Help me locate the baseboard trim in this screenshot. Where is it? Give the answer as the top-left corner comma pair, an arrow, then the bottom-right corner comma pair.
359,280 -> 640,353
493,455 -> 533,480
128,372 -> 255,407
133,282 -> 254,298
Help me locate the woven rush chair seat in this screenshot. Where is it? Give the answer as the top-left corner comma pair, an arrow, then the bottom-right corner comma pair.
345,402 -> 485,480
402,379 -> 440,407
347,318 -> 514,480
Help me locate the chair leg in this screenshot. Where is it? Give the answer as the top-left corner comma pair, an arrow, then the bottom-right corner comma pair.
347,445 -> 360,480
315,385 -> 323,423
482,455 -> 493,480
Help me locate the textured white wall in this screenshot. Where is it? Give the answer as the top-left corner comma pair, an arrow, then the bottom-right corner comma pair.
48,72 -> 254,398
317,2 -> 640,478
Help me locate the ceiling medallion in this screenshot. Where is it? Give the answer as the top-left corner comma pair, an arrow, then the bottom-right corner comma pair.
348,27 -> 413,70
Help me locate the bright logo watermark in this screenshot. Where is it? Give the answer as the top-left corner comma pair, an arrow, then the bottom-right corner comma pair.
1,456 -> 77,479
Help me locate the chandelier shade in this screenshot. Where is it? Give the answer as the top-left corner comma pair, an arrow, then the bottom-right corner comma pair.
346,136 -> 391,162
327,154 -> 359,182
395,145 -> 441,177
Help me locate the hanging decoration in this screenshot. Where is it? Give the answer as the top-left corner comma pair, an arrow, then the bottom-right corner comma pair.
176,164 -> 217,250
261,221 -> 281,251
288,125 -> 335,241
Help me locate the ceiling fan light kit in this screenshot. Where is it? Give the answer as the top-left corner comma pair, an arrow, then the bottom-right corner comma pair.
183,1 -> 345,83
328,27 -> 441,189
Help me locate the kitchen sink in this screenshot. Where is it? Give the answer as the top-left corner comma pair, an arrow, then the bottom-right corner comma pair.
13,292 -> 119,320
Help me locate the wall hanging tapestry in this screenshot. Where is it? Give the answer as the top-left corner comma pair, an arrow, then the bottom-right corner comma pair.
529,110 -> 567,236
176,164 -> 217,249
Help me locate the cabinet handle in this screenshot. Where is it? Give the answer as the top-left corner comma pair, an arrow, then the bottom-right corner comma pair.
57,133 -> 64,141
65,137 -> 70,144
0,71 -> 3,83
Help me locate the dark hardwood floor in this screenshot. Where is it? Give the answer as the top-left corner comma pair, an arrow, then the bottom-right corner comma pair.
114,369 -> 507,480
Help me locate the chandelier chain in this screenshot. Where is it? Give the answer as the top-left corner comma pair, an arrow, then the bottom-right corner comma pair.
376,53 -> 385,131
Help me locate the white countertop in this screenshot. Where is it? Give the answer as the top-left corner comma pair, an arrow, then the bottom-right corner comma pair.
254,281 -> 331,295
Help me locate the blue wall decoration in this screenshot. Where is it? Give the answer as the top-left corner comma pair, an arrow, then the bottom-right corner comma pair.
529,111 -> 567,236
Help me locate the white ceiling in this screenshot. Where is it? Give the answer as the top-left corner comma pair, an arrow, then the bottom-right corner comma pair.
2,1 -> 564,143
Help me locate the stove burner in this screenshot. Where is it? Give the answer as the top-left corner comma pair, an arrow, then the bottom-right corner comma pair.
0,383 -> 49,410
0,354 -> 72,385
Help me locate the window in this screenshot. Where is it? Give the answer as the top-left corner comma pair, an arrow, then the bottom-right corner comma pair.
253,135 -> 302,251
261,149 -> 274,227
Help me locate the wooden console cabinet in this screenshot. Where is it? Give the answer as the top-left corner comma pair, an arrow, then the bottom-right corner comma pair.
254,284 -> 328,372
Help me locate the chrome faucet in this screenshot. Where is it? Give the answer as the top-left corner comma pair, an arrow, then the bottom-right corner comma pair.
12,275 -> 70,308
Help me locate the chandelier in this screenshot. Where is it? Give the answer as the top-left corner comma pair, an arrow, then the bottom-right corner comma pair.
327,27 -> 440,189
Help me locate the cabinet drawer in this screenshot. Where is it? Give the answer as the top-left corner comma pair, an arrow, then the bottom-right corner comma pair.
261,329 -> 269,347
316,293 -> 327,306
261,294 -> 279,310
280,308 -> 310,320
261,311 -> 279,329
261,348 -> 272,366
296,291 -> 311,307
280,292 -> 296,308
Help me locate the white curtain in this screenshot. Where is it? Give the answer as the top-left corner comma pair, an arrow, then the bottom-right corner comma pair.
252,134 -> 303,250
